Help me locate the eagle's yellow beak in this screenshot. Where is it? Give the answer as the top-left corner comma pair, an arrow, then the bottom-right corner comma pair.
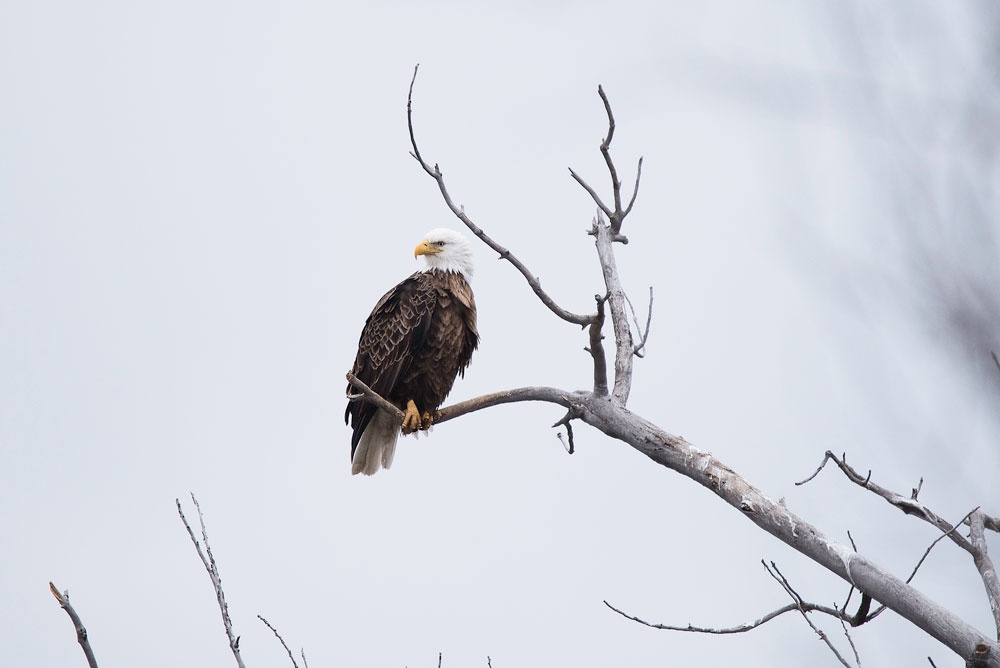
414,240 -> 440,258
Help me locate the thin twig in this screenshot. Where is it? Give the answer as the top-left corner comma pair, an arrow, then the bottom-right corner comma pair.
258,615 -> 300,668
623,156 -> 643,218
177,495 -> 246,668
764,561 -> 853,667
606,599 -> 831,634
625,287 -> 653,357
49,583 -> 99,668
837,611 -> 863,667
406,65 -> 595,327
568,167 -> 613,219
865,507 -> 977,623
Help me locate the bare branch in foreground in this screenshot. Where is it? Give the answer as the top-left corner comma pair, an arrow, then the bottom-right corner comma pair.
969,510 -> 1000,639
49,582 -> 99,668
406,65 -> 595,327
258,615 -> 301,668
346,373 -> 405,423
177,495 -> 246,668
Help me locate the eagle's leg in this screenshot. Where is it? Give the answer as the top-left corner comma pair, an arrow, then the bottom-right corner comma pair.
419,410 -> 436,430
401,399 -> 422,434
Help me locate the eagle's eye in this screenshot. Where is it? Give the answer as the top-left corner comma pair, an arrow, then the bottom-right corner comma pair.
436,241 -> 447,247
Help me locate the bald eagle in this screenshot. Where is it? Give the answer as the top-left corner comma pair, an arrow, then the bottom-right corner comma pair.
346,228 -> 479,475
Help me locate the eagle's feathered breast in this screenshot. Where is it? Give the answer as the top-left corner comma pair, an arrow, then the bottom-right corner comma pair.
346,269 -> 478,460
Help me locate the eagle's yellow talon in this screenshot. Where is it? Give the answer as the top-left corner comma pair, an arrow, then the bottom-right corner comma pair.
401,400 -> 422,434
420,411 -> 435,430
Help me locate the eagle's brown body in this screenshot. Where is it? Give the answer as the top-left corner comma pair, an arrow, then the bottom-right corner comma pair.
346,268 -> 478,474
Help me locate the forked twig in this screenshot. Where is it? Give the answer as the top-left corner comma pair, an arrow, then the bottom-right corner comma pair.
796,451 -> 976,553
177,495 -> 246,668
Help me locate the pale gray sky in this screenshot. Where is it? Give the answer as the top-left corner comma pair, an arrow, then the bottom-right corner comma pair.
2,2 -> 997,667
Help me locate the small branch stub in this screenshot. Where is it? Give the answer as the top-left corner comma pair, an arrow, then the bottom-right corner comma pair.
50,582 -> 99,668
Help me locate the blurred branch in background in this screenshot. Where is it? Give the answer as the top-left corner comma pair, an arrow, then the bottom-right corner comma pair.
673,3 -> 1000,416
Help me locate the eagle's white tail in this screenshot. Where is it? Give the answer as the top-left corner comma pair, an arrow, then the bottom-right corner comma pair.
352,409 -> 399,476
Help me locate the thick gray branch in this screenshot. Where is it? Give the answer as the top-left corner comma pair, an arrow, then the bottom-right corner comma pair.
970,510 -> 1000,639
592,219 -> 634,405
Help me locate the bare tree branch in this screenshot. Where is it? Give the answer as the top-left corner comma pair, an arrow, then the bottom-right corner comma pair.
177,495 -> 246,668
49,582 -> 99,668
969,510 -> 1000,639
258,615 -> 300,668
406,65 -> 595,327
347,372 -> 580,428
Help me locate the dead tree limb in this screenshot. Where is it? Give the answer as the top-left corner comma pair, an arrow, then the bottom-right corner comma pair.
49,582 -> 99,668
403,72 -> 1000,667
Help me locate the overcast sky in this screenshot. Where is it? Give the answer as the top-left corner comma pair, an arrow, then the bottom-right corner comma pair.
2,2 -> 997,667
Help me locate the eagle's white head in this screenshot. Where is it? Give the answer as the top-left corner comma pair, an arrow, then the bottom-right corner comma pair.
414,228 -> 475,280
